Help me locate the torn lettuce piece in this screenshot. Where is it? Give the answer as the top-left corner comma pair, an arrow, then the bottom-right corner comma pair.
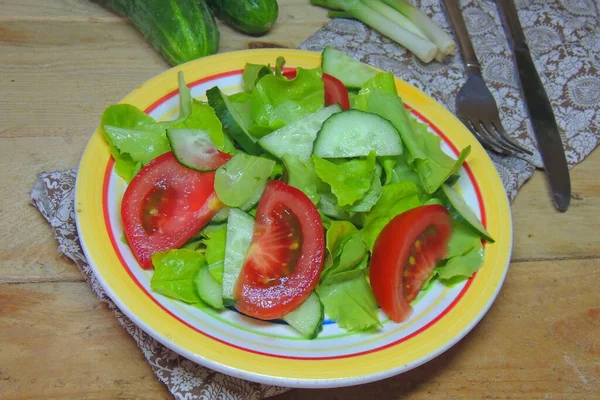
325,220 -> 358,259
366,91 -> 427,163
380,156 -> 398,186
201,225 -> 227,284
170,99 -> 234,153
446,221 -> 482,259
251,67 -> 325,132
354,72 -> 398,111
214,153 -> 275,207
317,269 -> 380,331
312,152 -> 376,207
282,154 -> 322,205
362,181 -> 422,250
437,240 -> 484,282
150,249 -> 206,305
101,104 -> 170,182
243,63 -> 273,91
411,118 -> 471,194
342,166 -> 382,213
322,231 -> 367,281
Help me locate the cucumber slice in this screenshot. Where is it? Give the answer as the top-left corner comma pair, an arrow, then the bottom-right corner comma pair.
313,110 -> 403,158
222,208 -> 255,303
166,128 -> 224,171
322,46 -> 378,89
258,104 -> 342,161
282,292 -> 324,339
441,183 -> 495,243
206,86 -> 262,155
195,265 -> 224,309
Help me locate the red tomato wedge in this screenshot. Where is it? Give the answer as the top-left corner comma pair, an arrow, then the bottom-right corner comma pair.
282,69 -> 350,110
121,151 -> 225,269
323,73 -> 351,110
369,205 -> 452,323
234,180 -> 325,320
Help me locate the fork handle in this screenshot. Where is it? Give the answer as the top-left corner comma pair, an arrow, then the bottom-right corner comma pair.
441,0 -> 481,75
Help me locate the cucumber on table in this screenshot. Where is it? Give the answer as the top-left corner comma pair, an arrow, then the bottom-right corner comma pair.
222,208 -> 255,304
282,291 -> 324,339
322,46 -> 378,89
96,0 -> 219,66
207,0 -> 279,35
259,104 -> 342,161
313,110 -> 403,158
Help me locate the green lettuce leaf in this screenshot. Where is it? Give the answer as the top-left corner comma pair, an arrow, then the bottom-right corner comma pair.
282,154 -> 321,205
101,72 -> 208,182
112,150 -> 142,183
446,222 -> 482,259
150,249 -> 206,304
325,220 -> 357,259
214,153 -> 275,207
362,182 -> 422,249
317,269 -> 380,331
171,100 -> 234,153
380,156 -> 398,186
275,56 -> 286,77
354,72 -> 398,111
251,67 -> 325,131
322,231 -> 367,280
317,192 -> 353,221
437,240 -> 484,282
201,225 -> 227,284
243,63 -> 272,91
312,152 -> 376,207
390,154 -> 421,187
101,104 -> 171,182
411,118 -> 471,193
342,167 -> 382,213
366,92 -> 427,163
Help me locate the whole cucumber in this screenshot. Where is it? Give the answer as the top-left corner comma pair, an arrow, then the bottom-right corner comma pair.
208,0 -> 279,35
96,0 -> 220,66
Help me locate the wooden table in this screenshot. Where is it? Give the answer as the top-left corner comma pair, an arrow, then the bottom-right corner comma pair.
1,1 -> 598,398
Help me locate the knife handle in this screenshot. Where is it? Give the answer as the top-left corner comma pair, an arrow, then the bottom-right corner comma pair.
497,0 -> 527,46
441,0 -> 481,75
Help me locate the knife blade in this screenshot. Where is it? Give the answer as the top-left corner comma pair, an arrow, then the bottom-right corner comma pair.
496,0 -> 571,211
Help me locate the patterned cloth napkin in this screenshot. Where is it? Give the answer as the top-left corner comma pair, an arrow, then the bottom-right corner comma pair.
30,1 -> 599,399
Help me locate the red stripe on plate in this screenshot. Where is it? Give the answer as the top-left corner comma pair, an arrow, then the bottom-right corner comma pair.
101,72 -> 488,361
144,69 -> 244,114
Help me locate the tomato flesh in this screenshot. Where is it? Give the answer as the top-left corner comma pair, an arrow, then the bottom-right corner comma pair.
323,73 -> 350,110
369,205 -> 452,322
282,69 -> 350,110
234,180 -> 325,320
121,151 -> 224,269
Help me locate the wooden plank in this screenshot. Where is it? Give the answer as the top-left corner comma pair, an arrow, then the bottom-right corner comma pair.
0,0 -> 118,20
0,281 -> 170,399
511,147 -> 600,261
0,136 -> 89,283
1,258 -> 598,399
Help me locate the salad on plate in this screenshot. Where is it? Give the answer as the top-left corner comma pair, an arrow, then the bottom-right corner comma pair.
100,46 -> 494,340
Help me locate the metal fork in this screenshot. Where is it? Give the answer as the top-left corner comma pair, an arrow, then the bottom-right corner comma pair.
442,0 -> 532,157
